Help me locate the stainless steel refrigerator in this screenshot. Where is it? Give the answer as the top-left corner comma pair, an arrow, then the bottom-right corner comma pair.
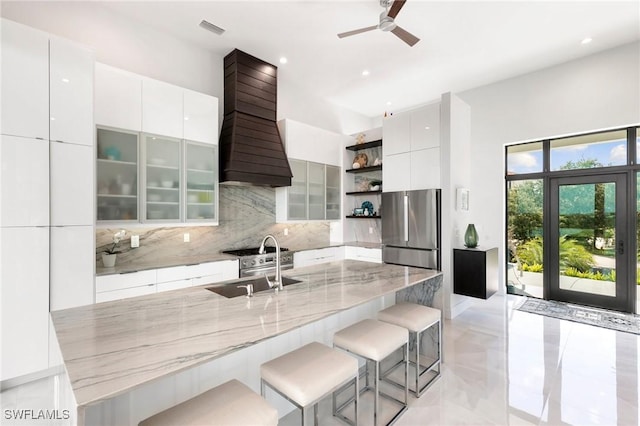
382,189 -> 441,270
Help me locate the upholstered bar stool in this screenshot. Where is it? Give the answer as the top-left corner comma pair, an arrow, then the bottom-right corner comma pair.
138,379 -> 278,426
260,341 -> 359,426
378,303 -> 442,397
333,319 -> 409,426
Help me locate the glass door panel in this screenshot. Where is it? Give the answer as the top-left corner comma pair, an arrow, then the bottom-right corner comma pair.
144,134 -> 181,222
549,174 -> 628,311
288,159 -> 307,220
96,128 -> 138,222
308,162 -> 325,220
185,142 -> 217,222
325,165 -> 341,220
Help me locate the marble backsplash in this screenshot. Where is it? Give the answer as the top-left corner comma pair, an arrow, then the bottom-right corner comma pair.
96,185 -> 330,268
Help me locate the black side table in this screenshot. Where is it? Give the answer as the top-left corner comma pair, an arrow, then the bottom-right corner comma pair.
453,247 -> 498,299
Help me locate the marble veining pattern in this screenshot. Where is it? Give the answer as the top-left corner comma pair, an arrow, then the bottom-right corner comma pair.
51,260 -> 441,408
96,186 -> 330,268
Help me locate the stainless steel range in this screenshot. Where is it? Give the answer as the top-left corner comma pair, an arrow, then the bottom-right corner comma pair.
222,247 -> 293,278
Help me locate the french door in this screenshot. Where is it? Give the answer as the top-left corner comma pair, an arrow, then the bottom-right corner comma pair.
548,173 -> 631,311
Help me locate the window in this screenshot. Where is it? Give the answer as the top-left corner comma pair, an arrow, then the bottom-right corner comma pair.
550,130 -> 627,171
506,142 -> 543,175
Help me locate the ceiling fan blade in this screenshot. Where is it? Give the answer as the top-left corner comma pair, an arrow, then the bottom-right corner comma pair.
338,25 -> 378,38
391,26 -> 420,46
387,0 -> 407,19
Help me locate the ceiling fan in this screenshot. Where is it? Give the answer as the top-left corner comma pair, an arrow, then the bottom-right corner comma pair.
338,0 -> 419,47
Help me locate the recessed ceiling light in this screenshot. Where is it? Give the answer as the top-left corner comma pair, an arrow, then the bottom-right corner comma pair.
184,116 -> 190,121
386,101 -> 392,106
362,70 -> 370,77
61,78 -> 70,83
279,57 -> 288,64
581,37 -> 593,45
424,126 -> 430,130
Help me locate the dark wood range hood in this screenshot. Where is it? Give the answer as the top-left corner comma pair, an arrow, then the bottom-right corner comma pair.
219,49 -> 292,187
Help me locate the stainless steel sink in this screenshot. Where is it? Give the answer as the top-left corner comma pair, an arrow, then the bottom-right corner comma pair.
206,276 -> 302,298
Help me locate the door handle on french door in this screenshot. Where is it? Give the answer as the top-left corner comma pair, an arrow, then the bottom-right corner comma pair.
618,240 -> 624,255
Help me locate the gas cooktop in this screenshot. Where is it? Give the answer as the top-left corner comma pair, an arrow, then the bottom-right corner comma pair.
222,247 -> 290,257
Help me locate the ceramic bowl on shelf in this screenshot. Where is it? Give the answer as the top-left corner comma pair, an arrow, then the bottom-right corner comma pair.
188,194 -> 199,203
148,193 -> 162,202
161,180 -> 174,188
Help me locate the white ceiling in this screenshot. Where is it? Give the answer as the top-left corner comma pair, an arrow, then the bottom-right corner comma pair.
10,1 -> 640,118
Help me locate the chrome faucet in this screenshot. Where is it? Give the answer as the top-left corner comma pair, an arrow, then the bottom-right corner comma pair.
258,234 -> 282,291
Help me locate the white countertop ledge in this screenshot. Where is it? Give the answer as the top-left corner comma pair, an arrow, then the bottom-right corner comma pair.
52,260 -> 441,408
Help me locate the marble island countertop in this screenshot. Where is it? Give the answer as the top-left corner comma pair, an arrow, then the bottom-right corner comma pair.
52,260 -> 440,409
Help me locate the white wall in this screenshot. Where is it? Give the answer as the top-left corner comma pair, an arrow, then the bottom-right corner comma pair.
457,41 -> 640,292
440,93 -> 473,318
0,1 -> 373,136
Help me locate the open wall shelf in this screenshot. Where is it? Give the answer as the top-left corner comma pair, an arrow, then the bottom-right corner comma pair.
346,190 -> 382,196
345,165 -> 382,174
345,139 -> 382,151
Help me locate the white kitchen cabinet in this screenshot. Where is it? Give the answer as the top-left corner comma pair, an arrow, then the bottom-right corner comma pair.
382,113 -> 411,156
96,269 -> 157,294
294,247 -> 344,268
50,226 -> 94,311
0,136 -> 49,227
325,165 -> 341,220
96,260 -> 239,303
344,246 -> 382,263
308,162 -> 326,220
49,36 -> 94,146
382,103 -> 441,192
0,19 -> 49,140
185,141 -> 218,223
184,90 -> 218,145
410,147 -> 441,190
143,134 -> 182,222
50,141 -> 94,226
1,227 -> 50,381
410,103 -> 440,151
278,119 -> 343,166
276,159 -> 341,222
96,128 -> 140,222
156,279 -> 192,292
96,285 -> 157,303
383,152 -> 411,192
95,63 -> 142,131
142,78 -> 184,139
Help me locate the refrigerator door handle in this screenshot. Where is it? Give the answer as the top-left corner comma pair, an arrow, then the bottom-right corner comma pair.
403,194 -> 409,242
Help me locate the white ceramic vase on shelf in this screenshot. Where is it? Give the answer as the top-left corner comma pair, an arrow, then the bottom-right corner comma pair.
102,253 -> 117,268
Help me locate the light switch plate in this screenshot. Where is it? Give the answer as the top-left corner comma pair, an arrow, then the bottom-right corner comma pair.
131,235 -> 140,248
184,233 -> 190,243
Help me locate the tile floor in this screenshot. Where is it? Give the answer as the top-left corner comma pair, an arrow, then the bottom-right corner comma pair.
2,294 -> 639,425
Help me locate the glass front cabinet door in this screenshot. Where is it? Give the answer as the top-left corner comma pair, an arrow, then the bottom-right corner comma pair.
185,141 -> 217,222
325,165 -> 341,220
96,128 -> 139,222
288,159 -> 308,220
143,134 -> 181,222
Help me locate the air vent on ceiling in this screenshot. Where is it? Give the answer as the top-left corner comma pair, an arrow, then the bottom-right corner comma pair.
199,19 -> 225,35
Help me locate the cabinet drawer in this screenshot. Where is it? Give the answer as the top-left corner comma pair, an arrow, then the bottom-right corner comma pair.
191,273 -> 224,287
156,265 -> 189,283
96,270 -> 157,293
157,279 -> 191,292
96,284 -> 156,303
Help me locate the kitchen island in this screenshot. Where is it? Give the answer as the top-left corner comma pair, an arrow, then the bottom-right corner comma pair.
52,260 -> 442,425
